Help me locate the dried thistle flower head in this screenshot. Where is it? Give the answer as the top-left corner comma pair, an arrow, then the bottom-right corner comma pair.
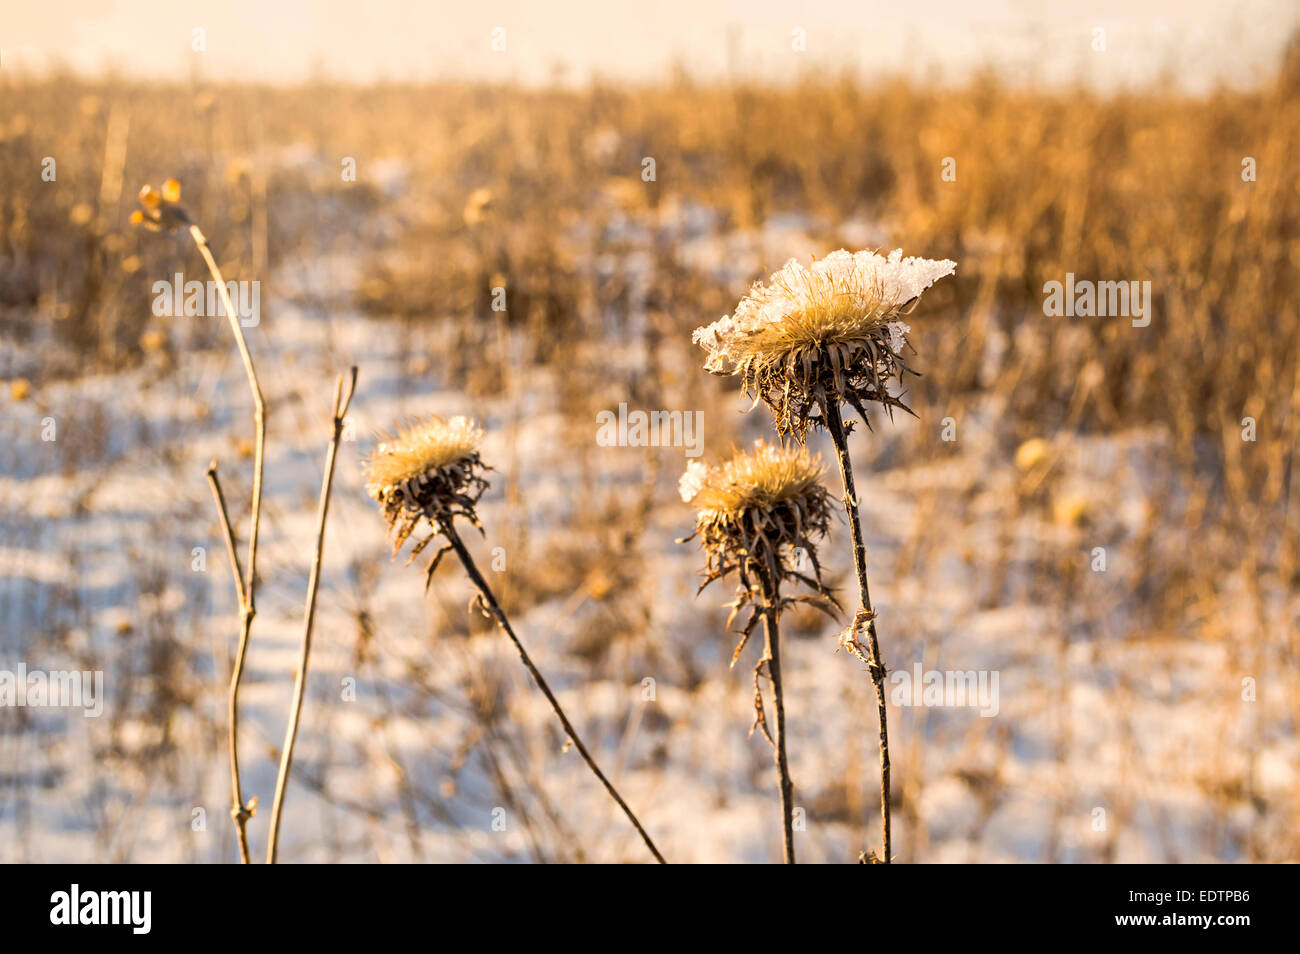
694,249 -> 956,441
682,440 -> 838,662
364,415 -> 490,559
130,178 -> 191,232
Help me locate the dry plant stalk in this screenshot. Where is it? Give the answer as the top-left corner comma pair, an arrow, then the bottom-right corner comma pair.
266,367 -> 358,864
137,181 -> 358,864
694,249 -> 956,864
679,441 -> 839,863
134,179 -> 267,863
365,415 -> 667,864
204,464 -> 256,863
190,221 -> 269,863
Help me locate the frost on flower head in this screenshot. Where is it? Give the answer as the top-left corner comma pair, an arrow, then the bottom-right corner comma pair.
887,320 -> 910,354
693,249 -> 955,441
680,441 -> 838,657
365,415 -> 491,556
679,459 -> 709,503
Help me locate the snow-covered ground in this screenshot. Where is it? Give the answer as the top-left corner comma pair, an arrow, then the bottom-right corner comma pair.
1,182 -> 1292,864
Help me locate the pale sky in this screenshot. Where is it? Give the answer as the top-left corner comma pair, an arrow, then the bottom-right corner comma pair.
4,0 -> 1297,90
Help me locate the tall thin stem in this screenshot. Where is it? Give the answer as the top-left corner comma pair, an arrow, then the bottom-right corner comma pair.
757,569 -> 796,864
438,520 -> 667,864
190,225 -> 266,607
205,463 -> 253,864
192,222 -> 266,865
267,368 -> 357,864
823,399 -> 892,864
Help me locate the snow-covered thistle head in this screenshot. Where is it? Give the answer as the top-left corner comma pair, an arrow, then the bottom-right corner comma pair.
365,415 -> 490,557
694,249 -> 956,441
681,440 -> 838,660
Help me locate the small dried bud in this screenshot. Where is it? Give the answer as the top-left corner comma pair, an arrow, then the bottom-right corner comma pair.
130,179 -> 191,232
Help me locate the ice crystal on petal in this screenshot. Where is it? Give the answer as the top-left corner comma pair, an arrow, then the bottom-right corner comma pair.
887,321 -> 910,354
679,459 -> 710,503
